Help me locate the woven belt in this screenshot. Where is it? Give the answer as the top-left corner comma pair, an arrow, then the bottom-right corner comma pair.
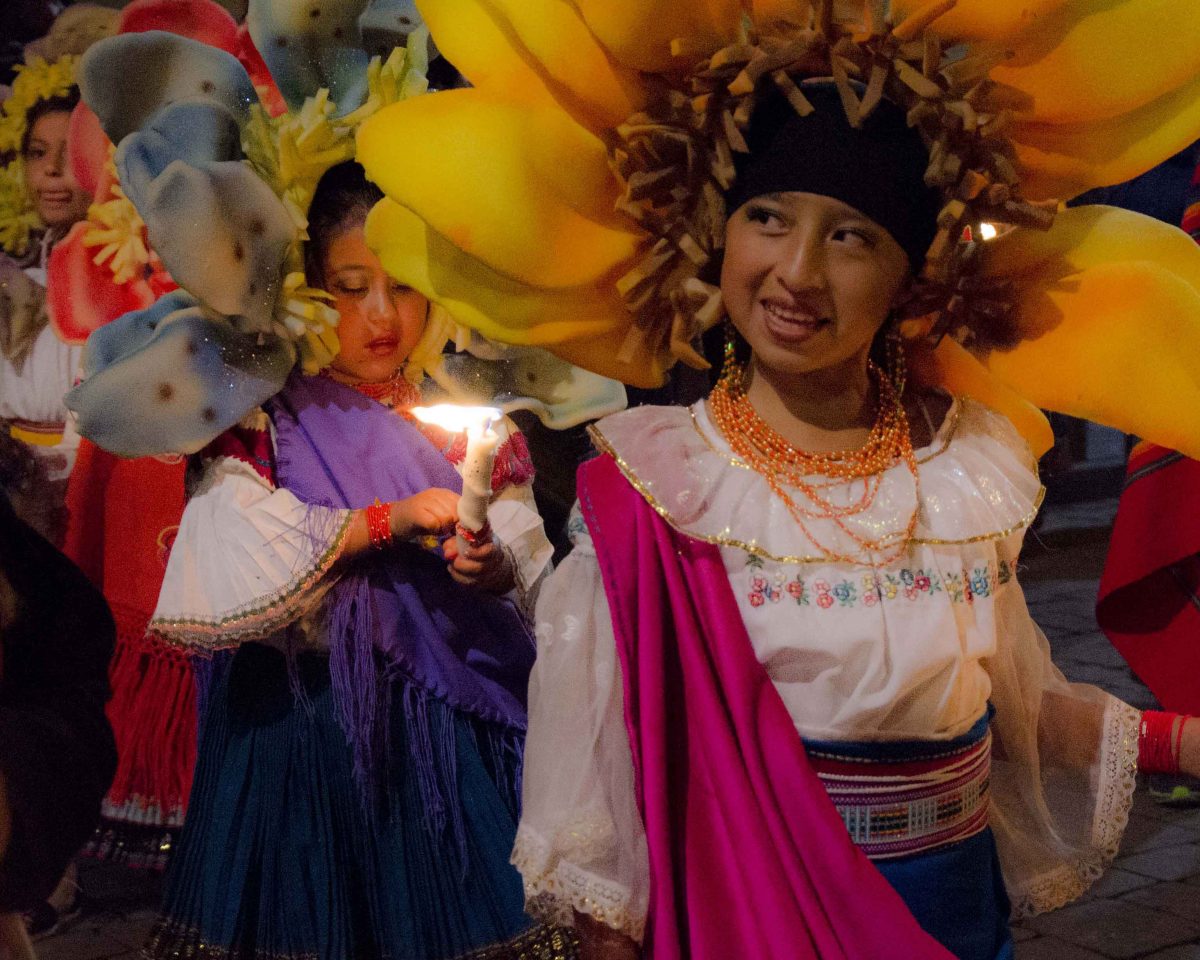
9,418 -> 64,447
808,730 -> 991,860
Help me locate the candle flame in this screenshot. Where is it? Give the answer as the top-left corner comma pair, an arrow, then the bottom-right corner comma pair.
410,404 -> 503,435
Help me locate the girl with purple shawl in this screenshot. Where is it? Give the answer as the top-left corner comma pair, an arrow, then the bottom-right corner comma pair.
144,163 -> 569,960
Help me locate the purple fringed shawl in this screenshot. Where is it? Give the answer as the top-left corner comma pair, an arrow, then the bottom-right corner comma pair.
578,453 -> 954,960
266,373 -> 533,826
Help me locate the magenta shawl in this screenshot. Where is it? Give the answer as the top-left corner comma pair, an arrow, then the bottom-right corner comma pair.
578,453 -> 953,959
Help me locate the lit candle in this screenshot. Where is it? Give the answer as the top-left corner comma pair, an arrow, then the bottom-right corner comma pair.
411,404 -> 503,553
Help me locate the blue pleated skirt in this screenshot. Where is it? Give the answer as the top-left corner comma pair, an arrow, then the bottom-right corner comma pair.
147,643 -> 574,960
807,715 -> 1014,960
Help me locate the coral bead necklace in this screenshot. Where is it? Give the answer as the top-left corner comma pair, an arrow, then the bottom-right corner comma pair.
707,340 -> 921,565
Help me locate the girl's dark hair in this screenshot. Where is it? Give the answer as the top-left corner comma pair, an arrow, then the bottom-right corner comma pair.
303,160 -> 385,287
20,89 -> 80,157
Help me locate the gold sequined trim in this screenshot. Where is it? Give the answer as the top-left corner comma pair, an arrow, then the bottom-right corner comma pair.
588,404 -> 1043,567
142,921 -> 578,960
455,924 -> 579,960
142,920 -> 317,960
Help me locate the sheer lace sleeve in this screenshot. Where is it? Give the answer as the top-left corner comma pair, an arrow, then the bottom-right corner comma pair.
149,456 -> 352,650
512,508 -> 650,943
489,478 -> 553,616
985,533 -> 1140,917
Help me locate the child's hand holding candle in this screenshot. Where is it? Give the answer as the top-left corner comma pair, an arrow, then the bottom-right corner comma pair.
411,404 -> 504,555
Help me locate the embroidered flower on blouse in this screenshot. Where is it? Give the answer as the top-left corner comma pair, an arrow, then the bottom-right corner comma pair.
743,558 -> 1012,612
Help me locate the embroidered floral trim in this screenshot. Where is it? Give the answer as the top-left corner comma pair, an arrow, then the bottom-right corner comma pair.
1007,698 -> 1141,918
744,555 -> 1014,609
148,509 -> 352,651
512,824 -> 646,944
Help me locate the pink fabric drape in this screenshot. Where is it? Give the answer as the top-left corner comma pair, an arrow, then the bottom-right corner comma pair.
579,454 -> 953,959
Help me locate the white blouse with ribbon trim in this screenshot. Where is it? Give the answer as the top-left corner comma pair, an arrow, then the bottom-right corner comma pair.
514,396 -> 1139,944
150,412 -> 553,652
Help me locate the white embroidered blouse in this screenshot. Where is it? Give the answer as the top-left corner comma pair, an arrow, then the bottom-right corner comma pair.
150,413 -> 554,650
514,397 -> 1140,944
0,255 -> 83,483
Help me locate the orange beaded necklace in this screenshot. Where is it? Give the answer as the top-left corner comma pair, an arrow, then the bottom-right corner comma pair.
706,334 -> 921,565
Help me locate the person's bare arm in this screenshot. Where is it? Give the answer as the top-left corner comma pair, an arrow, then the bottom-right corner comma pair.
333,488 -> 460,566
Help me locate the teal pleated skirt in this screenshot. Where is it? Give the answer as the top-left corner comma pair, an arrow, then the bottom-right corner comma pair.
146,643 -> 574,960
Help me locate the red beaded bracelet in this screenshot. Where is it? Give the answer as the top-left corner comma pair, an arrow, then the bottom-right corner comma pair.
1138,710 -> 1189,774
456,520 -> 492,548
366,500 -> 393,550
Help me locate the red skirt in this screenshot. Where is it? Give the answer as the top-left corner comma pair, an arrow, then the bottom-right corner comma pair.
62,439 -> 194,866
1097,442 -> 1200,713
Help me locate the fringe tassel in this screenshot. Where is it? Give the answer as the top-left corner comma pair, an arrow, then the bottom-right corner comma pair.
103,605 -> 197,822
394,678 -> 526,876
325,574 -> 384,798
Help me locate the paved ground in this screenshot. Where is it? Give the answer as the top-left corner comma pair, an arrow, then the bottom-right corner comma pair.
34,495 -> 1200,960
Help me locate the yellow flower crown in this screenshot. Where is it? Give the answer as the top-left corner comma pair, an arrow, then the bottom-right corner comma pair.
357,0 -> 1200,460
0,54 -> 78,256
240,38 -> 431,373
599,4 -> 1061,373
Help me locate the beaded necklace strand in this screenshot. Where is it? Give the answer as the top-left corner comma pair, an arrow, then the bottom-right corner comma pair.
707,337 -> 921,565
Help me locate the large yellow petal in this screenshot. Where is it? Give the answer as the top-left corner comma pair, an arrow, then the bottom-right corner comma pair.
909,338 -> 1054,456
744,0 -> 813,27
980,205 -> 1200,291
358,89 -> 644,289
972,207 -> 1200,458
366,198 -> 668,387
415,0 -> 645,132
990,0 -> 1200,125
572,0 -> 745,73
1010,70 -> 1200,200
887,0 -> 1069,44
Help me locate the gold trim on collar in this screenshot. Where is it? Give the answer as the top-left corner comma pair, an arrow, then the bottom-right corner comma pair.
587,398 -> 1044,567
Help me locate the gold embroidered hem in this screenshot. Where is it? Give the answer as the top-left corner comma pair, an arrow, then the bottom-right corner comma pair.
143,921 -> 578,960
148,510 -> 353,651
456,925 -> 579,960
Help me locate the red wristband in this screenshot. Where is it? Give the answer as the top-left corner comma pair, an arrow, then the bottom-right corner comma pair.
366,500 -> 393,550
456,520 -> 492,548
1139,710 -> 1183,774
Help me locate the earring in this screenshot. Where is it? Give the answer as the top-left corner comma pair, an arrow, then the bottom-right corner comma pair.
719,321 -> 743,388
884,324 -> 907,398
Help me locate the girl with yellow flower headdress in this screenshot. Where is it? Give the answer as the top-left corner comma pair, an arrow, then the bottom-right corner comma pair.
354,1 -> 1200,957
0,50 -> 96,546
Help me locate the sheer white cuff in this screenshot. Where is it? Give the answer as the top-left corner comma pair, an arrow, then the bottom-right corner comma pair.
512,823 -> 647,943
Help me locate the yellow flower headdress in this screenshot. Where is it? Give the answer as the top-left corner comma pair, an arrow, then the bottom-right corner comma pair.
241,40 -> 430,372
357,0 -> 1200,459
0,54 -> 78,256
